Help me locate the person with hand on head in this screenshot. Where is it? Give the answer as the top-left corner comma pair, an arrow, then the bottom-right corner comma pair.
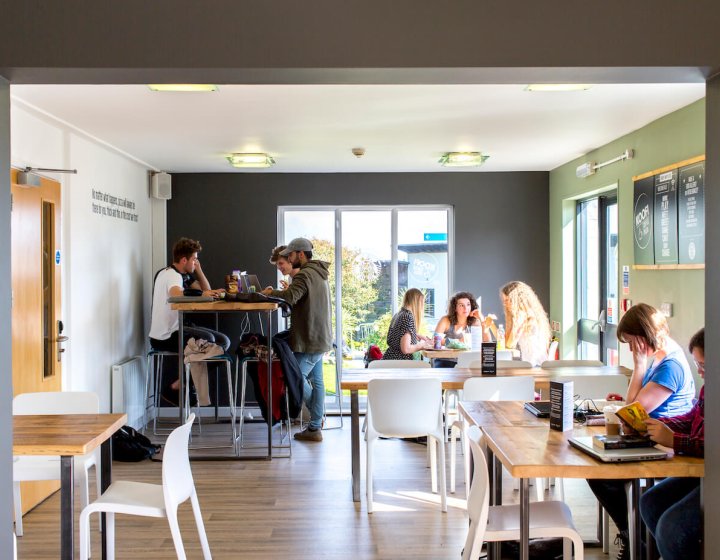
640,327 -> 704,560
149,237 -> 229,398
587,303 -> 695,560
383,288 -> 433,360
262,238 -> 332,442
269,245 -> 298,289
499,281 -> 552,366
432,291 -> 492,367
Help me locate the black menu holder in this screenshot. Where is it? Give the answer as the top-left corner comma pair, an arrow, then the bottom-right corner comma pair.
549,380 -> 574,431
481,343 -> 497,375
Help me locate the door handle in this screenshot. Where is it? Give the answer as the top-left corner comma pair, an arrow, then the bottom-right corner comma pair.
56,334 -> 69,362
57,335 -> 69,343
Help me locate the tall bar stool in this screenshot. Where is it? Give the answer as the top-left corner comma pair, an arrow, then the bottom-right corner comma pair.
145,350 -> 180,435
183,352 -> 237,448
236,357 -> 292,455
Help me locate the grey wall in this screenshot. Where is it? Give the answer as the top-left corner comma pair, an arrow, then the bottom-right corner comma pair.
168,172 -> 549,338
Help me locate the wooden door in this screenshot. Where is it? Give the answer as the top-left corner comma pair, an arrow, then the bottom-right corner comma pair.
11,169 -> 64,513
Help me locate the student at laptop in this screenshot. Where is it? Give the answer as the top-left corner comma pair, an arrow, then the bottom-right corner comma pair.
587,303 -> 695,560
640,327 -> 704,560
270,245 -> 298,289
149,237 -> 229,393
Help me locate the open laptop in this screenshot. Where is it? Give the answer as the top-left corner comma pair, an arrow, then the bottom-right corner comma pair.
241,274 -> 264,293
524,401 -> 551,418
569,436 -> 668,463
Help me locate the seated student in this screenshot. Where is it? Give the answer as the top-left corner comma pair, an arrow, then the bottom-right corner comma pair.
587,303 -> 695,560
640,327 -> 704,560
383,288 -> 432,360
149,237 -> 229,401
432,291 -> 492,367
500,281 -> 552,366
269,244 -> 298,289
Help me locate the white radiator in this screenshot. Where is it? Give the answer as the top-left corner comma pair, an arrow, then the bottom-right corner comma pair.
111,356 -> 146,430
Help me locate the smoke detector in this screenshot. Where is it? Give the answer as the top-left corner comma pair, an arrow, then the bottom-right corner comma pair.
351,147 -> 366,158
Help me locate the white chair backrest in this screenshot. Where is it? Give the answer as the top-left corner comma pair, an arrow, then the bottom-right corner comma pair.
460,358 -> 533,370
462,376 -> 535,401
496,350 -> 514,361
367,378 -> 442,437
456,352 -> 482,368
462,425 -> 491,560
13,391 -> 99,415
162,413 -> 196,508
541,359 -> 604,369
368,359 -> 430,369
550,373 -> 628,401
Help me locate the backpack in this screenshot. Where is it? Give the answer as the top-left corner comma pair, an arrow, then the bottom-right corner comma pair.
112,425 -> 161,462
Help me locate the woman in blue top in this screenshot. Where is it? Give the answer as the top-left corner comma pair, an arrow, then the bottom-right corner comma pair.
588,303 -> 695,560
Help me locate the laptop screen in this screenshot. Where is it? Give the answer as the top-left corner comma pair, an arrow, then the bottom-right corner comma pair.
241,274 -> 263,292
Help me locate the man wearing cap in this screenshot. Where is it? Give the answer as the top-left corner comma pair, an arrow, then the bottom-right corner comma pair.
263,237 -> 332,442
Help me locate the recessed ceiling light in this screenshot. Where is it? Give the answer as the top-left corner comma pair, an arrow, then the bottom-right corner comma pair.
439,152 -> 489,167
226,153 -> 275,168
525,84 -> 592,92
148,84 -> 218,92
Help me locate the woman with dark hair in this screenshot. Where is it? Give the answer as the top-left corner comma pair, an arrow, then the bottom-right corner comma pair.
587,303 -> 696,560
432,292 -> 491,367
383,288 -> 432,360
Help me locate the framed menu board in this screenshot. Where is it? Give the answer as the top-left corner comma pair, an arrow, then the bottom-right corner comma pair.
633,156 -> 705,268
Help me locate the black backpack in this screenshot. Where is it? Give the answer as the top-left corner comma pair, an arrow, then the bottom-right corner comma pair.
112,425 -> 161,461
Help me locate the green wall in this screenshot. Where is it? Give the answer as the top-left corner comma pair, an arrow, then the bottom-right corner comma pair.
549,100 -> 705,372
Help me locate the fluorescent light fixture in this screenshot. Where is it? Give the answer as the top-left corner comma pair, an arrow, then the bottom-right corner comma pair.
525,84 -> 592,92
439,152 -> 489,167
226,153 -> 275,168
148,84 -> 218,92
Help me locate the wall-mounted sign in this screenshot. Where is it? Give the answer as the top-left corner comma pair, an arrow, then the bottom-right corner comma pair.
633,156 -> 704,266
55,250 -> 61,265
423,233 -> 447,241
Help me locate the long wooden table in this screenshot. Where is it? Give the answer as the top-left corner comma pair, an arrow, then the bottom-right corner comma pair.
171,300 -> 279,459
13,413 -> 127,560
341,366 -> 629,502
459,401 -> 704,560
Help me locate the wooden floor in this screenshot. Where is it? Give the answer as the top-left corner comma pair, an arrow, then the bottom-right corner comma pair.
16,416 -> 621,559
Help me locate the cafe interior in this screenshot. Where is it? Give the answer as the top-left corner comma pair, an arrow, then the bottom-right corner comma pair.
2,3 -> 718,559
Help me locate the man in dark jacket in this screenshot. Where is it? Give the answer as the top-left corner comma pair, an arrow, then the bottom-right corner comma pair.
263,237 -> 332,441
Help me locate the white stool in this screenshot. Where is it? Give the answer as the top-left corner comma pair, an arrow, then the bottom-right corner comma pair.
145,350 -> 179,435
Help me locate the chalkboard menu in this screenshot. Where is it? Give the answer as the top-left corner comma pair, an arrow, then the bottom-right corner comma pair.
678,161 -> 705,264
653,169 -> 678,264
633,156 -> 705,266
633,176 -> 655,265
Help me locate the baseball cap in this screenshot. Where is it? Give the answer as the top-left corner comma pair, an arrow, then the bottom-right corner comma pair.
279,237 -> 313,256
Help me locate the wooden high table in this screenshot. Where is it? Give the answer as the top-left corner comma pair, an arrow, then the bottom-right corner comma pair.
459,401 -> 704,560
13,413 -> 127,560
341,366 -> 628,502
171,300 -> 279,460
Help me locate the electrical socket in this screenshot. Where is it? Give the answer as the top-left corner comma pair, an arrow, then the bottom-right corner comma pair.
660,302 -> 673,317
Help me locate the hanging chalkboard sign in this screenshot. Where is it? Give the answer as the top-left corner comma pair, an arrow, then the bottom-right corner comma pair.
653,169 -> 678,264
633,176 -> 655,265
678,161 -> 705,264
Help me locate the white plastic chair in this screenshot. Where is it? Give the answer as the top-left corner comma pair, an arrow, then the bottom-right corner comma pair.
541,359 -> 604,368
459,357 -> 533,370
366,378 -> 446,513
461,426 -> 584,560
13,391 -> 101,538
79,413 -> 211,560
368,359 -> 430,369
449,376 -> 535,495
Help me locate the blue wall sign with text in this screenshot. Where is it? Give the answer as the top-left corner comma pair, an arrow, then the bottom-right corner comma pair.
423,233 -> 447,241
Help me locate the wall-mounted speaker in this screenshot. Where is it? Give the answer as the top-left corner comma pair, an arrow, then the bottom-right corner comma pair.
151,172 -> 172,200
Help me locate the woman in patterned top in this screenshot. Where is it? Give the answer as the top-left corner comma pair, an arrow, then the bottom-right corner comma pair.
640,327 -> 704,560
383,288 -> 432,360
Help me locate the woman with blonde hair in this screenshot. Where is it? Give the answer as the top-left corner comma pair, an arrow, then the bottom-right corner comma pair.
383,288 -> 432,360
500,280 -> 552,366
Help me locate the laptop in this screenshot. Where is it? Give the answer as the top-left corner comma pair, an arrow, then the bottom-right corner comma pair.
241,274 -> 264,293
569,436 -> 668,463
524,401 -> 551,418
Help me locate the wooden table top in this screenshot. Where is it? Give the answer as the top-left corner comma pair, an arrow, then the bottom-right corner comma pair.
459,400 -> 549,428
341,366 -> 629,391
171,301 -> 278,311
481,423 -> 704,480
13,413 -> 127,456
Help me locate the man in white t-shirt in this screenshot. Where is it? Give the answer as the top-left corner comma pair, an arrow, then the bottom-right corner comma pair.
149,237 -> 228,392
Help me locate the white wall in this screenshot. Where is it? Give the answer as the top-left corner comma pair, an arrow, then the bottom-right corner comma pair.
11,100 -> 154,412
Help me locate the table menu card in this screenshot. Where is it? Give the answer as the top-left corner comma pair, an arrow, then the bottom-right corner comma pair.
481,343 -> 496,375
550,380 -> 574,432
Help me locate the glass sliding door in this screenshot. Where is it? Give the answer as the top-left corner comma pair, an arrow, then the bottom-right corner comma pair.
280,205 -> 452,411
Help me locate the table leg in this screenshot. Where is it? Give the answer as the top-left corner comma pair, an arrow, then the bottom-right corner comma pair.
351,390 -> 360,502
645,478 -> 658,560
60,455 -> 74,560
266,310 -> 273,459
100,439 -> 112,559
628,479 -> 642,560
178,313 -> 185,424
486,450 -> 502,560
520,477 -> 530,560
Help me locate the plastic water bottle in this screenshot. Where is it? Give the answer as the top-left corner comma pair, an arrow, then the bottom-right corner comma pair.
496,324 -> 506,350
